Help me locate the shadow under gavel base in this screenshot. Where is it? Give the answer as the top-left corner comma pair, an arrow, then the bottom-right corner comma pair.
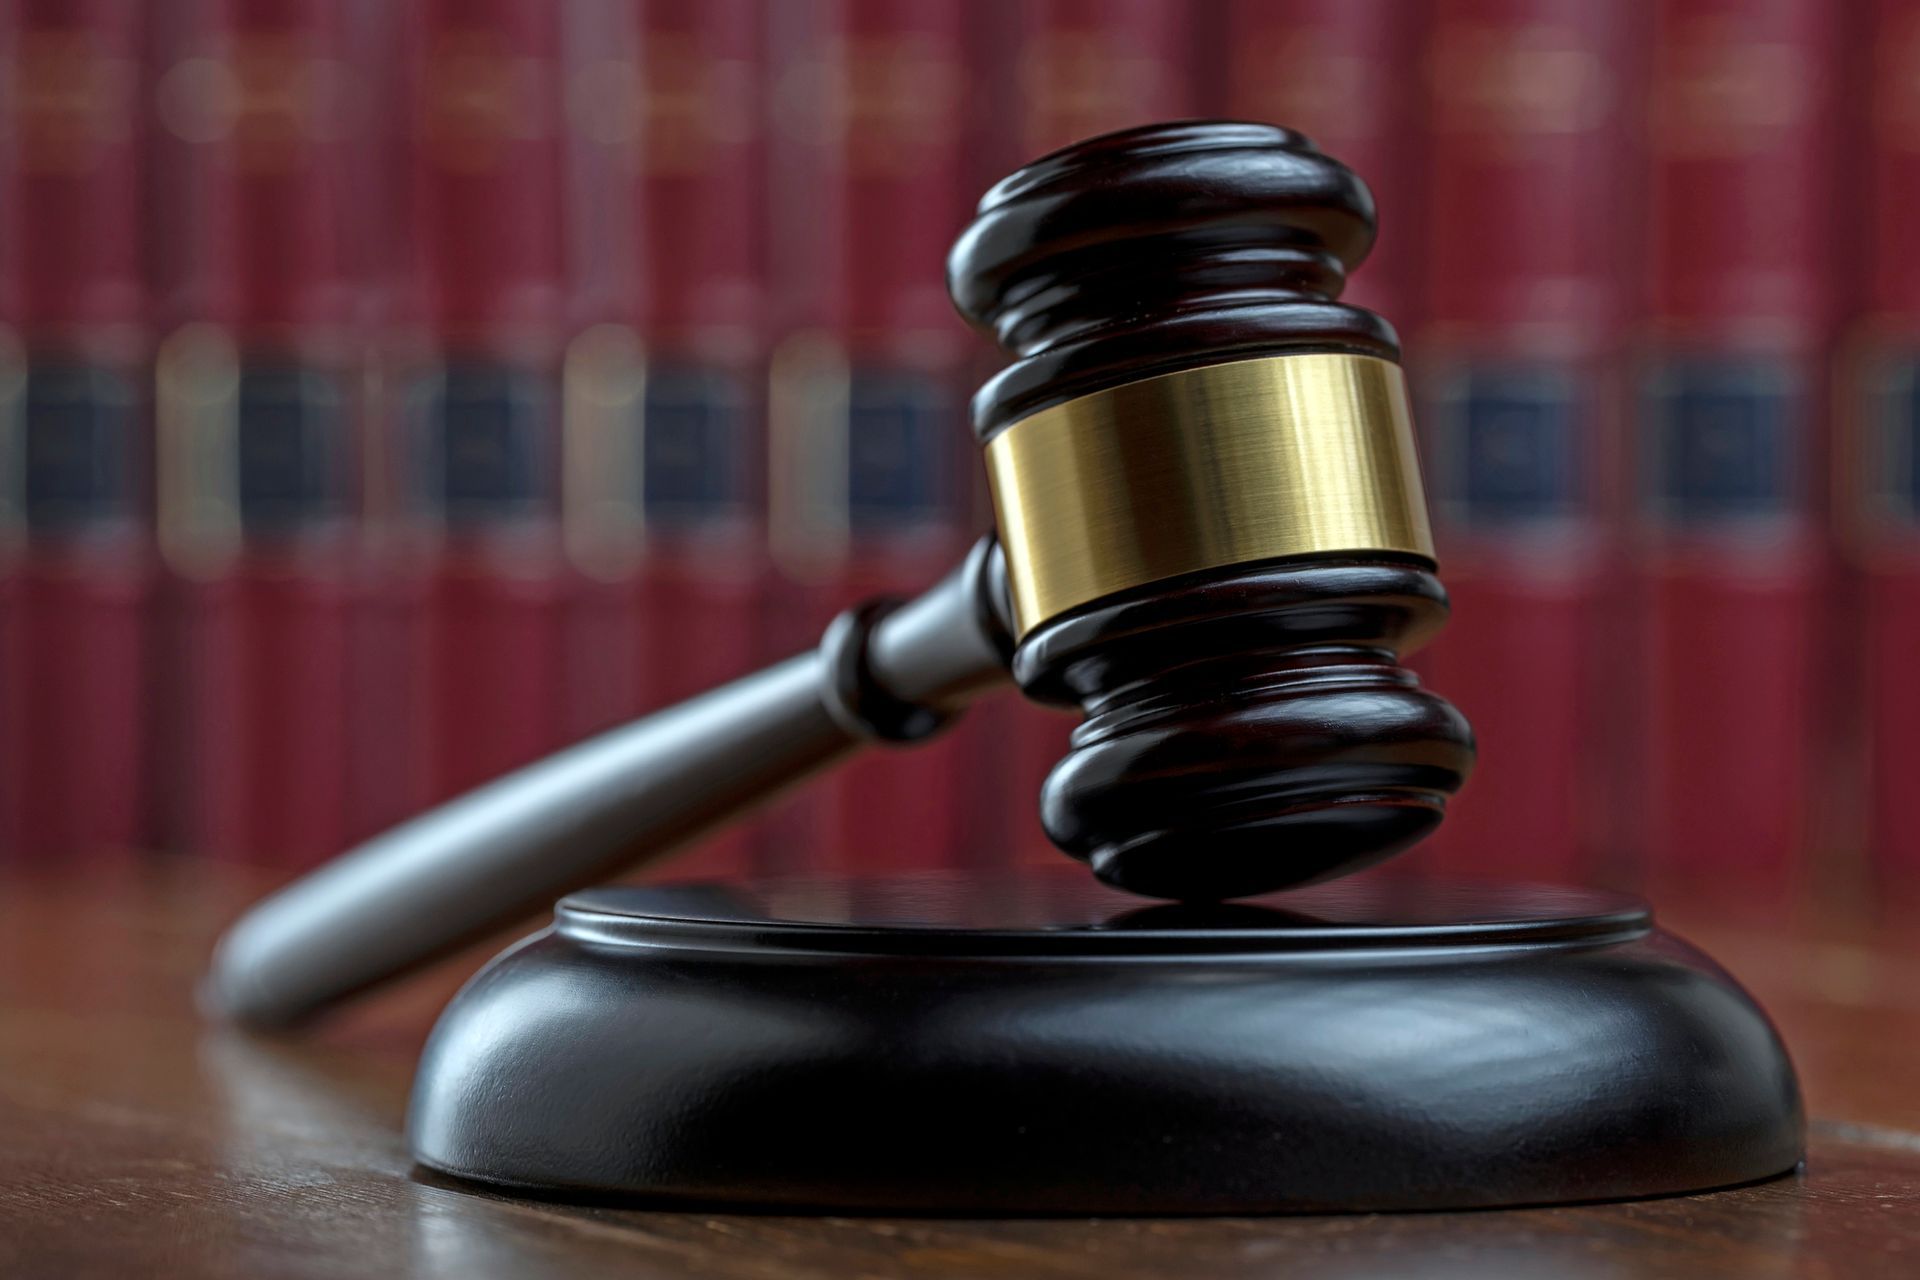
405,869 -> 1802,1213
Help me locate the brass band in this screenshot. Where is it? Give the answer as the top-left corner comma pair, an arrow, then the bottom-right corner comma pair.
985,353 -> 1434,637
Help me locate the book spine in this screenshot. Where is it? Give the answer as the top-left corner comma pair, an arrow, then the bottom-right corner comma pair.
393,0 -> 572,805
765,0 -> 981,875
561,0 -> 770,880
1413,0 -> 1645,883
1855,0 -> 1920,889
343,0 -> 416,844
552,0 -> 637,749
0,0 -> 154,864
154,0 -> 364,868
1636,0 -> 1841,896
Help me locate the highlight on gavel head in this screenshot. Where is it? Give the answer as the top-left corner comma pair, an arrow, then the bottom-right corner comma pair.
947,120 -> 1475,901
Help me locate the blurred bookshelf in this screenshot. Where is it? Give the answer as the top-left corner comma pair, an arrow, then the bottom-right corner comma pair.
0,0 -> 1915,915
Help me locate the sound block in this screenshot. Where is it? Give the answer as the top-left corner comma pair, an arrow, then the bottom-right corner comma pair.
407,871 -> 1802,1213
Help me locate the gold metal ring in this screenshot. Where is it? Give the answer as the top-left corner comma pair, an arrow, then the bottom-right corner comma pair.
985,353 -> 1434,636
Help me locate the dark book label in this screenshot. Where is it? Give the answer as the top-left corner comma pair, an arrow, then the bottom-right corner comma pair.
409,362 -> 555,527
1642,358 -> 1803,526
843,368 -> 952,532
1425,363 -> 1583,528
19,361 -> 138,534
235,363 -> 349,536
1865,356 -> 1920,527
639,365 -> 747,527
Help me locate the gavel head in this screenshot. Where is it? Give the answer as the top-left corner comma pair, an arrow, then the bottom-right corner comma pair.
947,121 -> 1475,901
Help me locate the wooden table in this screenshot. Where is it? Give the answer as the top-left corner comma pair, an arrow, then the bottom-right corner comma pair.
4,861 -> 1919,1279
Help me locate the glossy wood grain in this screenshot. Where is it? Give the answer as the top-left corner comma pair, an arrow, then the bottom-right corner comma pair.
2,862 -> 1919,1278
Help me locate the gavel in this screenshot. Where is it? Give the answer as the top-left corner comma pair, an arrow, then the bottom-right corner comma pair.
207,122 -> 1475,1029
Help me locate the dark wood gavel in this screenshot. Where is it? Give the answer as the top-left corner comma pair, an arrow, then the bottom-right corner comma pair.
206,122 -> 1475,1029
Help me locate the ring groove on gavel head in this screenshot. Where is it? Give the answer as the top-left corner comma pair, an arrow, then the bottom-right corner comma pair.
947,121 -> 1476,901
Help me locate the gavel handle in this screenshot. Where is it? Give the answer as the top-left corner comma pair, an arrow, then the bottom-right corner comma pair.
204,537 -> 1014,1030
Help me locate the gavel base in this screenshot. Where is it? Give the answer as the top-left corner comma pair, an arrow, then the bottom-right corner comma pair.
406,870 -> 1802,1214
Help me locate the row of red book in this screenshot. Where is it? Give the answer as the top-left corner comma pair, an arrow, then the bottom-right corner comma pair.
3,0 -> 1917,906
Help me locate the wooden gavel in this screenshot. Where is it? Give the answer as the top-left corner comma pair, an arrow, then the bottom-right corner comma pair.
207,122 -> 1475,1029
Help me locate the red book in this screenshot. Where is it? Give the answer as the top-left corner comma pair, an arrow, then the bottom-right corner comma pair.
342,0 -> 419,844
764,0 -> 982,876
1412,0 -> 1644,883
153,0 -> 366,868
0,0 -> 154,865
560,0 -> 770,880
1636,0 -> 1841,898
389,0 -> 573,806
973,0 -> 1198,869
1854,0 -> 1920,891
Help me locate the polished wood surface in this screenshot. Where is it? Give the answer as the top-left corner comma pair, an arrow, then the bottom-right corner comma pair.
4,861 -> 1920,1279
